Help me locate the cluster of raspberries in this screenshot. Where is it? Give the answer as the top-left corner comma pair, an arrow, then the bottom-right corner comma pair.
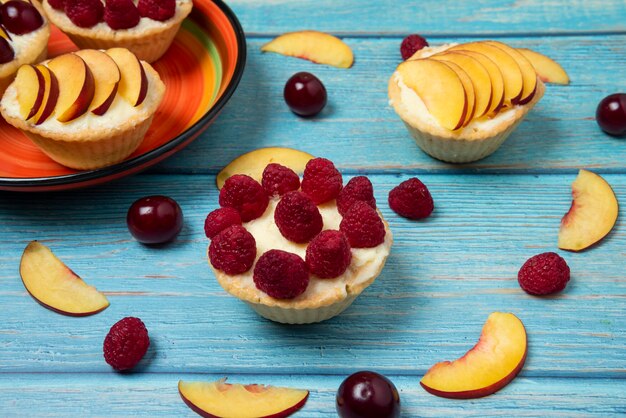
205,158 -> 391,299
50,0 -> 175,30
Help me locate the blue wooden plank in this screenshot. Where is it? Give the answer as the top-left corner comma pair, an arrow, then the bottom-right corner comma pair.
0,174 -> 623,377
0,374 -> 624,417
151,35 -> 626,175
227,0 -> 626,36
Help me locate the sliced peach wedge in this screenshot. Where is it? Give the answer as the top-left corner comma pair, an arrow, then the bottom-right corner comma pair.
483,41 -> 537,105
178,379 -> 309,418
15,64 -> 45,121
216,147 -> 314,189
74,49 -> 121,116
106,48 -> 148,107
47,53 -> 95,122
31,64 -> 59,125
261,30 -> 354,69
517,48 -> 570,85
453,50 -> 505,115
558,169 -> 618,251
421,312 -> 527,399
19,241 -> 109,316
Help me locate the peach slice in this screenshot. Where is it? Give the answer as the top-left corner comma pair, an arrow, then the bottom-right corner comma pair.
421,312 -> 527,399
517,48 -> 570,85
438,60 -> 476,126
216,147 -> 314,189
15,65 -> 45,120
261,30 -> 354,69
484,41 -> 537,105
19,241 -> 110,316
451,42 -> 523,106
454,50 -> 505,115
75,49 -> 121,116
47,53 -> 95,122
558,169 -> 619,251
32,64 -> 59,125
179,379 -> 309,418
397,58 -> 468,130
106,48 -> 148,107
432,52 -> 492,120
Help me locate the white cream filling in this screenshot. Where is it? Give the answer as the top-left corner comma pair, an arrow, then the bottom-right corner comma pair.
1,64 -> 160,132
7,27 -> 45,58
228,198 -> 392,305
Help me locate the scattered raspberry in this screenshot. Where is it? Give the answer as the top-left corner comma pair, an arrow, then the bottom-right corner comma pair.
336,176 -> 376,216
103,317 -> 150,371
518,252 -> 570,295
262,163 -> 300,197
104,0 -> 140,30
204,207 -> 242,239
64,0 -> 104,28
219,175 -> 269,222
274,191 -> 323,243
301,158 -> 343,204
209,225 -> 256,275
137,0 -> 175,21
388,178 -> 434,220
49,0 -> 66,11
253,249 -> 309,299
400,34 -> 429,61
340,201 -> 385,248
306,230 -> 352,278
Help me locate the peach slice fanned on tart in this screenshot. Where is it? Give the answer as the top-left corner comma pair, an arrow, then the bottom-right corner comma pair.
0,48 -> 165,170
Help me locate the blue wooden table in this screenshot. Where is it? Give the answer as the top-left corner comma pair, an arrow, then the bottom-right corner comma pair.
1,1 -> 625,416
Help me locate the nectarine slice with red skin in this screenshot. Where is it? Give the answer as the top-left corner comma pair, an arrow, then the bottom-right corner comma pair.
558,170 -> 618,251
178,379 -> 309,418
261,30 -> 354,69
74,49 -> 121,116
15,65 -> 45,120
484,41 -> 537,105
19,241 -> 110,316
397,58 -> 468,130
421,312 -> 527,399
32,64 -> 59,125
216,147 -> 314,189
517,48 -> 570,85
454,50 -> 505,115
47,53 -> 95,122
106,48 -> 148,107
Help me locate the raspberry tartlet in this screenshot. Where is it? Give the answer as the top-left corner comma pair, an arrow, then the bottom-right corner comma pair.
0,0 -> 50,95
42,0 -> 192,63
389,40 -> 545,163
207,158 -> 393,324
0,48 -> 165,169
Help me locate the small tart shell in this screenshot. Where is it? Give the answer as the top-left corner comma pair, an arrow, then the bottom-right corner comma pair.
42,0 -> 192,63
389,45 -> 545,163
0,1 -> 50,95
0,63 -> 165,170
210,218 -> 392,324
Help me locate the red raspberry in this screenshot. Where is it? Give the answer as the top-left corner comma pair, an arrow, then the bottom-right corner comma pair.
400,34 -> 429,61
209,225 -> 256,275
274,191 -> 323,243
64,0 -> 104,28
219,175 -> 269,222
262,163 -> 300,197
301,158 -> 343,204
204,207 -> 242,239
253,249 -> 309,299
518,252 -> 570,295
340,201 -> 385,248
104,0 -> 140,30
388,178 -> 434,220
49,0 -> 66,11
137,0 -> 175,21
336,176 -> 376,216
306,230 -> 352,278
103,317 -> 149,371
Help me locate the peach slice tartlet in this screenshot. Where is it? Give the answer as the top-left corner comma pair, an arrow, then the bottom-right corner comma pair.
0,0 -> 50,95
0,48 -> 165,169
206,154 -> 392,324
388,40 -> 556,163
42,0 -> 192,63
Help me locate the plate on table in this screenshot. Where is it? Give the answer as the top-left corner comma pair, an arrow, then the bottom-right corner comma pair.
0,0 -> 246,192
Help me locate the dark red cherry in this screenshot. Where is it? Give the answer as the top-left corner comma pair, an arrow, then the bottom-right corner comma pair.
0,36 -> 14,63
336,371 -> 401,418
0,0 -> 44,35
283,71 -> 327,117
596,93 -> 626,136
127,196 -> 183,244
